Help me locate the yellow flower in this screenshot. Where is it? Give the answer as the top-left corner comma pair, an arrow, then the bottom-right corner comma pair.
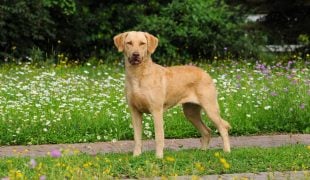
220,158 -> 227,164
9,170 -> 23,179
194,162 -> 205,172
191,175 -> 200,180
103,168 -> 111,174
307,145 -> 310,150
83,162 -> 92,168
223,162 -> 230,169
165,156 -> 175,162
214,152 -> 220,157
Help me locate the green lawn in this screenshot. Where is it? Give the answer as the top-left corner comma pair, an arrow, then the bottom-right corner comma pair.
0,59 -> 309,145
0,145 -> 309,179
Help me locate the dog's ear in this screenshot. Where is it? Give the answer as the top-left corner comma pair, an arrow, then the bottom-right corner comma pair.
113,32 -> 127,52
144,32 -> 158,54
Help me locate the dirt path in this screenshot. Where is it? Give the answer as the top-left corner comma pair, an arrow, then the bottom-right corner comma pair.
0,134 -> 309,157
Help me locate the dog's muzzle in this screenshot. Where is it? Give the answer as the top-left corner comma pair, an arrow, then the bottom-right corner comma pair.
129,52 -> 141,65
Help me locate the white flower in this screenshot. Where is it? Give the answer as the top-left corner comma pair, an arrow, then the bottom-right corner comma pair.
237,103 -> 242,107
43,128 -> 48,132
264,106 -> 271,110
219,97 -> 225,101
96,135 -> 101,140
213,79 -> 217,83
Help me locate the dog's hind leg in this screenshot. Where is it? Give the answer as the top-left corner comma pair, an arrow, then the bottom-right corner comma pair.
199,85 -> 231,152
182,103 -> 212,150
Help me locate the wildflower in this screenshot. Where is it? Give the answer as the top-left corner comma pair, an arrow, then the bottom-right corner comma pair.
300,103 -> 305,109
246,114 -> 251,118
40,175 -> 47,180
270,91 -> 278,96
29,158 -> 37,169
50,149 -> 62,158
264,106 -> 271,110
194,162 -> 205,172
1,177 -> 9,180
214,152 -> 220,157
223,162 -> 230,169
9,170 -> 23,178
83,162 -> 92,168
57,40 -> 61,43
192,175 -> 200,180
220,158 -> 227,164
165,156 -> 175,162
307,145 -> 310,150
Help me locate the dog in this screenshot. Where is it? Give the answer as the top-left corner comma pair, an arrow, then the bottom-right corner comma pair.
113,31 -> 231,158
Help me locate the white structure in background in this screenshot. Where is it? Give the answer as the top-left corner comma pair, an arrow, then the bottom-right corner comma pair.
246,14 -> 267,22
246,14 -> 305,52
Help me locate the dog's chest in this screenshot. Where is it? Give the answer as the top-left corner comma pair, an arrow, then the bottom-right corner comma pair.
126,78 -> 160,113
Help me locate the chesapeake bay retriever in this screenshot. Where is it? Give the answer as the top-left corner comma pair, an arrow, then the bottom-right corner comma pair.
113,31 -> 231,158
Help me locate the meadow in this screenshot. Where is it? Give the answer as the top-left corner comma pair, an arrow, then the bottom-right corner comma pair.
0,58 -> 309,146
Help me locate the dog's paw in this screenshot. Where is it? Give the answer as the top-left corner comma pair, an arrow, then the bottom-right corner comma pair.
133,149 -> 142,157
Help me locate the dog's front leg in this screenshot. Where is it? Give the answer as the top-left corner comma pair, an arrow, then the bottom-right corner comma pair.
152,109 -> 164,158
130,108 -> 143,156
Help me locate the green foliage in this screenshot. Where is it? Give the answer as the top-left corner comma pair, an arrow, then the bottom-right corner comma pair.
137,0 -> 258,63
0,0 -> 55,61
0,0 -> 263,64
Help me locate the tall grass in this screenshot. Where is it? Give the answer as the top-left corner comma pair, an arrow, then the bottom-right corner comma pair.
0,58 -> 309,145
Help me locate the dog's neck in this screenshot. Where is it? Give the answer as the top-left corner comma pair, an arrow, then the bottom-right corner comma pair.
125,57 -> 154,79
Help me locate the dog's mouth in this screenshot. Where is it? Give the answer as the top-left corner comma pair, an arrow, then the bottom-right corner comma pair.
129,57 -> 142,65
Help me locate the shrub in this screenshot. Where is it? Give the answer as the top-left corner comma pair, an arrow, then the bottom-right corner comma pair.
0,0 -> 264,64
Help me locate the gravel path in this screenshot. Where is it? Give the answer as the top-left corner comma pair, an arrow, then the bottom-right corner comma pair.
0,134 -> 309,157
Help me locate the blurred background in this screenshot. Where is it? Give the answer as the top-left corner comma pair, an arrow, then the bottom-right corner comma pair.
1,0 -> 309,65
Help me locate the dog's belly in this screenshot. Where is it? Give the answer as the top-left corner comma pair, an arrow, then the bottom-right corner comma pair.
164,92 -> 199,110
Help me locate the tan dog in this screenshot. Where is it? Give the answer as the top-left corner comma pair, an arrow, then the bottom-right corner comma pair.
114,31 -> 231,158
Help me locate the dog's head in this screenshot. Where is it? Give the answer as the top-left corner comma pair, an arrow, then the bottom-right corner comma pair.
113,31 -> 158,66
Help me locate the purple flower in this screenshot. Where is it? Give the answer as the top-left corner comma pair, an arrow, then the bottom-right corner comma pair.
29,158 -> 37,169
1,177 -> 10,180
300,103 -> 305,109
224,47 -> 228,51
270,91 -> 278,96
286,61 -> 294,70
50,149 -> 61,158
40,175 -> 47,180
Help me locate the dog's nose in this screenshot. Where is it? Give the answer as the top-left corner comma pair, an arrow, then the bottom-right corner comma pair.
132,52 -> 140,57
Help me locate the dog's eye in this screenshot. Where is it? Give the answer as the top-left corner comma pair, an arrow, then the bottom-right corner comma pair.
139,42 -> 146,46
126,41 -> 133,45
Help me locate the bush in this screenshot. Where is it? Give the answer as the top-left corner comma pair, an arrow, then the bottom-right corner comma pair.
0,0 -> 263,64
136,0 -> 262,64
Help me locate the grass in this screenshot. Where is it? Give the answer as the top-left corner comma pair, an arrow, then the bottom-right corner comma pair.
0,145 -> 309,179
0,58 -> 309,146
